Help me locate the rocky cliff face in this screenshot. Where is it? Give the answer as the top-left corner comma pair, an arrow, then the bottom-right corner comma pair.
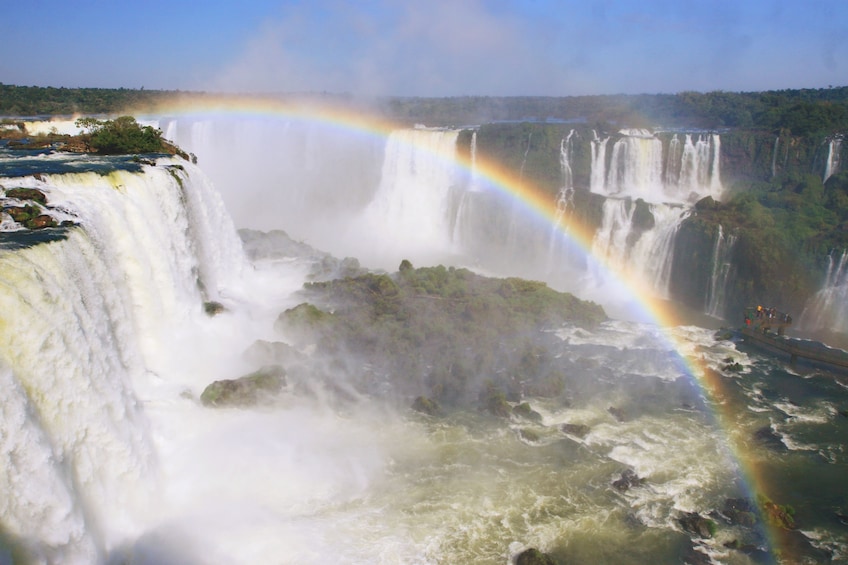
466,123 -> 847,325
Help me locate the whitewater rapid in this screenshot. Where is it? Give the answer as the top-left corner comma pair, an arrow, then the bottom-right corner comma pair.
0,151 -> 743,564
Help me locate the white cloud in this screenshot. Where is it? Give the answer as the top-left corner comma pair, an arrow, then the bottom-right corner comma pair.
206,0 -> 848,97
209,0 -> 573,96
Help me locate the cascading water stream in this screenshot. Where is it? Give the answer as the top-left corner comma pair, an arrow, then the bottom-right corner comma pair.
823,136 -> 843,183
799,249 -> 848,334
0,159 -> 247,562
771,136 -> 780,179
352,128 -> 461,269
156,115 -> 386,249
706,225 -> 737,319
591,131 -> 721,203
504,133 -> 534,253
547,131 -> 577,269
586,130 -> 721,298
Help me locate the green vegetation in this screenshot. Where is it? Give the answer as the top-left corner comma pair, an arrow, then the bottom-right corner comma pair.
276,263 -> 605,407
4,82 -> 845,327
458,121 -> 845,320
0,84 -> 178,116
75,116 -> 166,154
757,494 -> 796,530
3,83 -> 847,134
0,113 -> 187,157
671,165 -> 848,316
382,87 -> 848,132
200,365 -> 286,407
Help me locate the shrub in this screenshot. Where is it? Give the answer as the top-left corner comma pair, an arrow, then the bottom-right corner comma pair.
75,116 -> 166,154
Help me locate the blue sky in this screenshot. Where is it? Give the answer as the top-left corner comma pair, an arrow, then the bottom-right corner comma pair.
2,0 -> 846,96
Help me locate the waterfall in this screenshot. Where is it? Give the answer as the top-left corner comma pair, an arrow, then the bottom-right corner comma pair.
590,131 -> 609,194
157,116 -> 726,305
799,250 -> 848,334
0,159 -> 246,561
156,114 -> 386,248
548,131 -> 577,269
771,136 -> 780,179
676,134 -> 722,201
664,134 -> 683,185
590,131 -> 721,204
354,128 -> 461,269
504,133 -> 534,253
591,199 -> 687,298
630,205 -> 688,298
706,225 -> 737,318
823,136 -> 843,183
604,135 -> 663,200
586,129 -> 720,298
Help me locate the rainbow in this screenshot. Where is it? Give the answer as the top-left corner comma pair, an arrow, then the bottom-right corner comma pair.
142,95 -> 786,560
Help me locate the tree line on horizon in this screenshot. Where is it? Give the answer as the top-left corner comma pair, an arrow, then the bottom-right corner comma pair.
2,83 -> 848,136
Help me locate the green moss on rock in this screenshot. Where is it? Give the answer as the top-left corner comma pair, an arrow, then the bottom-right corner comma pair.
200,365 -> 286,408
283,264 -> 605,407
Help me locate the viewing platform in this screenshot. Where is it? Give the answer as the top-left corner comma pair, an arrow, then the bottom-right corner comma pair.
743,306 -> 792,336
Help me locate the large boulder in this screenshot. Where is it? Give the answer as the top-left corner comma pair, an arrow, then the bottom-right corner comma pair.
760,498 -> 796,530
513,402 -> 543,422
411,395 -> 442,416
560,423 -> 590,437
612,468 -> 646,492
678,512 -> 716,539
6,205 -> 39,224
722,498 -> 756,527
5,188 -> 47,204
26,214 -> 56,229
514,548 -> 556,565
200,365 -> 286,408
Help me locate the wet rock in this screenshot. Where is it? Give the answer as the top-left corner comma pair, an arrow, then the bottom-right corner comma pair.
203,301 -> 225,316
480,383 -> 512,418
560,423 -> 590,437
5,188 -> 47,204
714,329 -> 734,341
722,360 -> 744,373
612,468 -> 646,492
761,499 -> 796,530
678,512 -> 716,538
623,511 -> 644,529
25,214 -> 56,229
200,365 -> 286,408
514,548 -> 556,565
608,406 -> 625,422
722,498 -> 757,526
680,541 -> 711,565
723,539 -> 766,557
412,395 -> 442,416
513,402 -> 543,422
6,205 -> 39,223
518,428 -> 541,442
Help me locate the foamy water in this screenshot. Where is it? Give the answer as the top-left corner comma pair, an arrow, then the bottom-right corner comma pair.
2,136 -> 847,564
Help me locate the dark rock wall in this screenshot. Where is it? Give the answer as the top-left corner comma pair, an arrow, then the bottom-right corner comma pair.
464,124 -> 847,322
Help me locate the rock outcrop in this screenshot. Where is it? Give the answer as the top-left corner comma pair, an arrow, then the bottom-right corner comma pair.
200,365 -> 286,408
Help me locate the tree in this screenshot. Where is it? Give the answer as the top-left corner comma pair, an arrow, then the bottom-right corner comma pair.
74,116 -> 165,154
